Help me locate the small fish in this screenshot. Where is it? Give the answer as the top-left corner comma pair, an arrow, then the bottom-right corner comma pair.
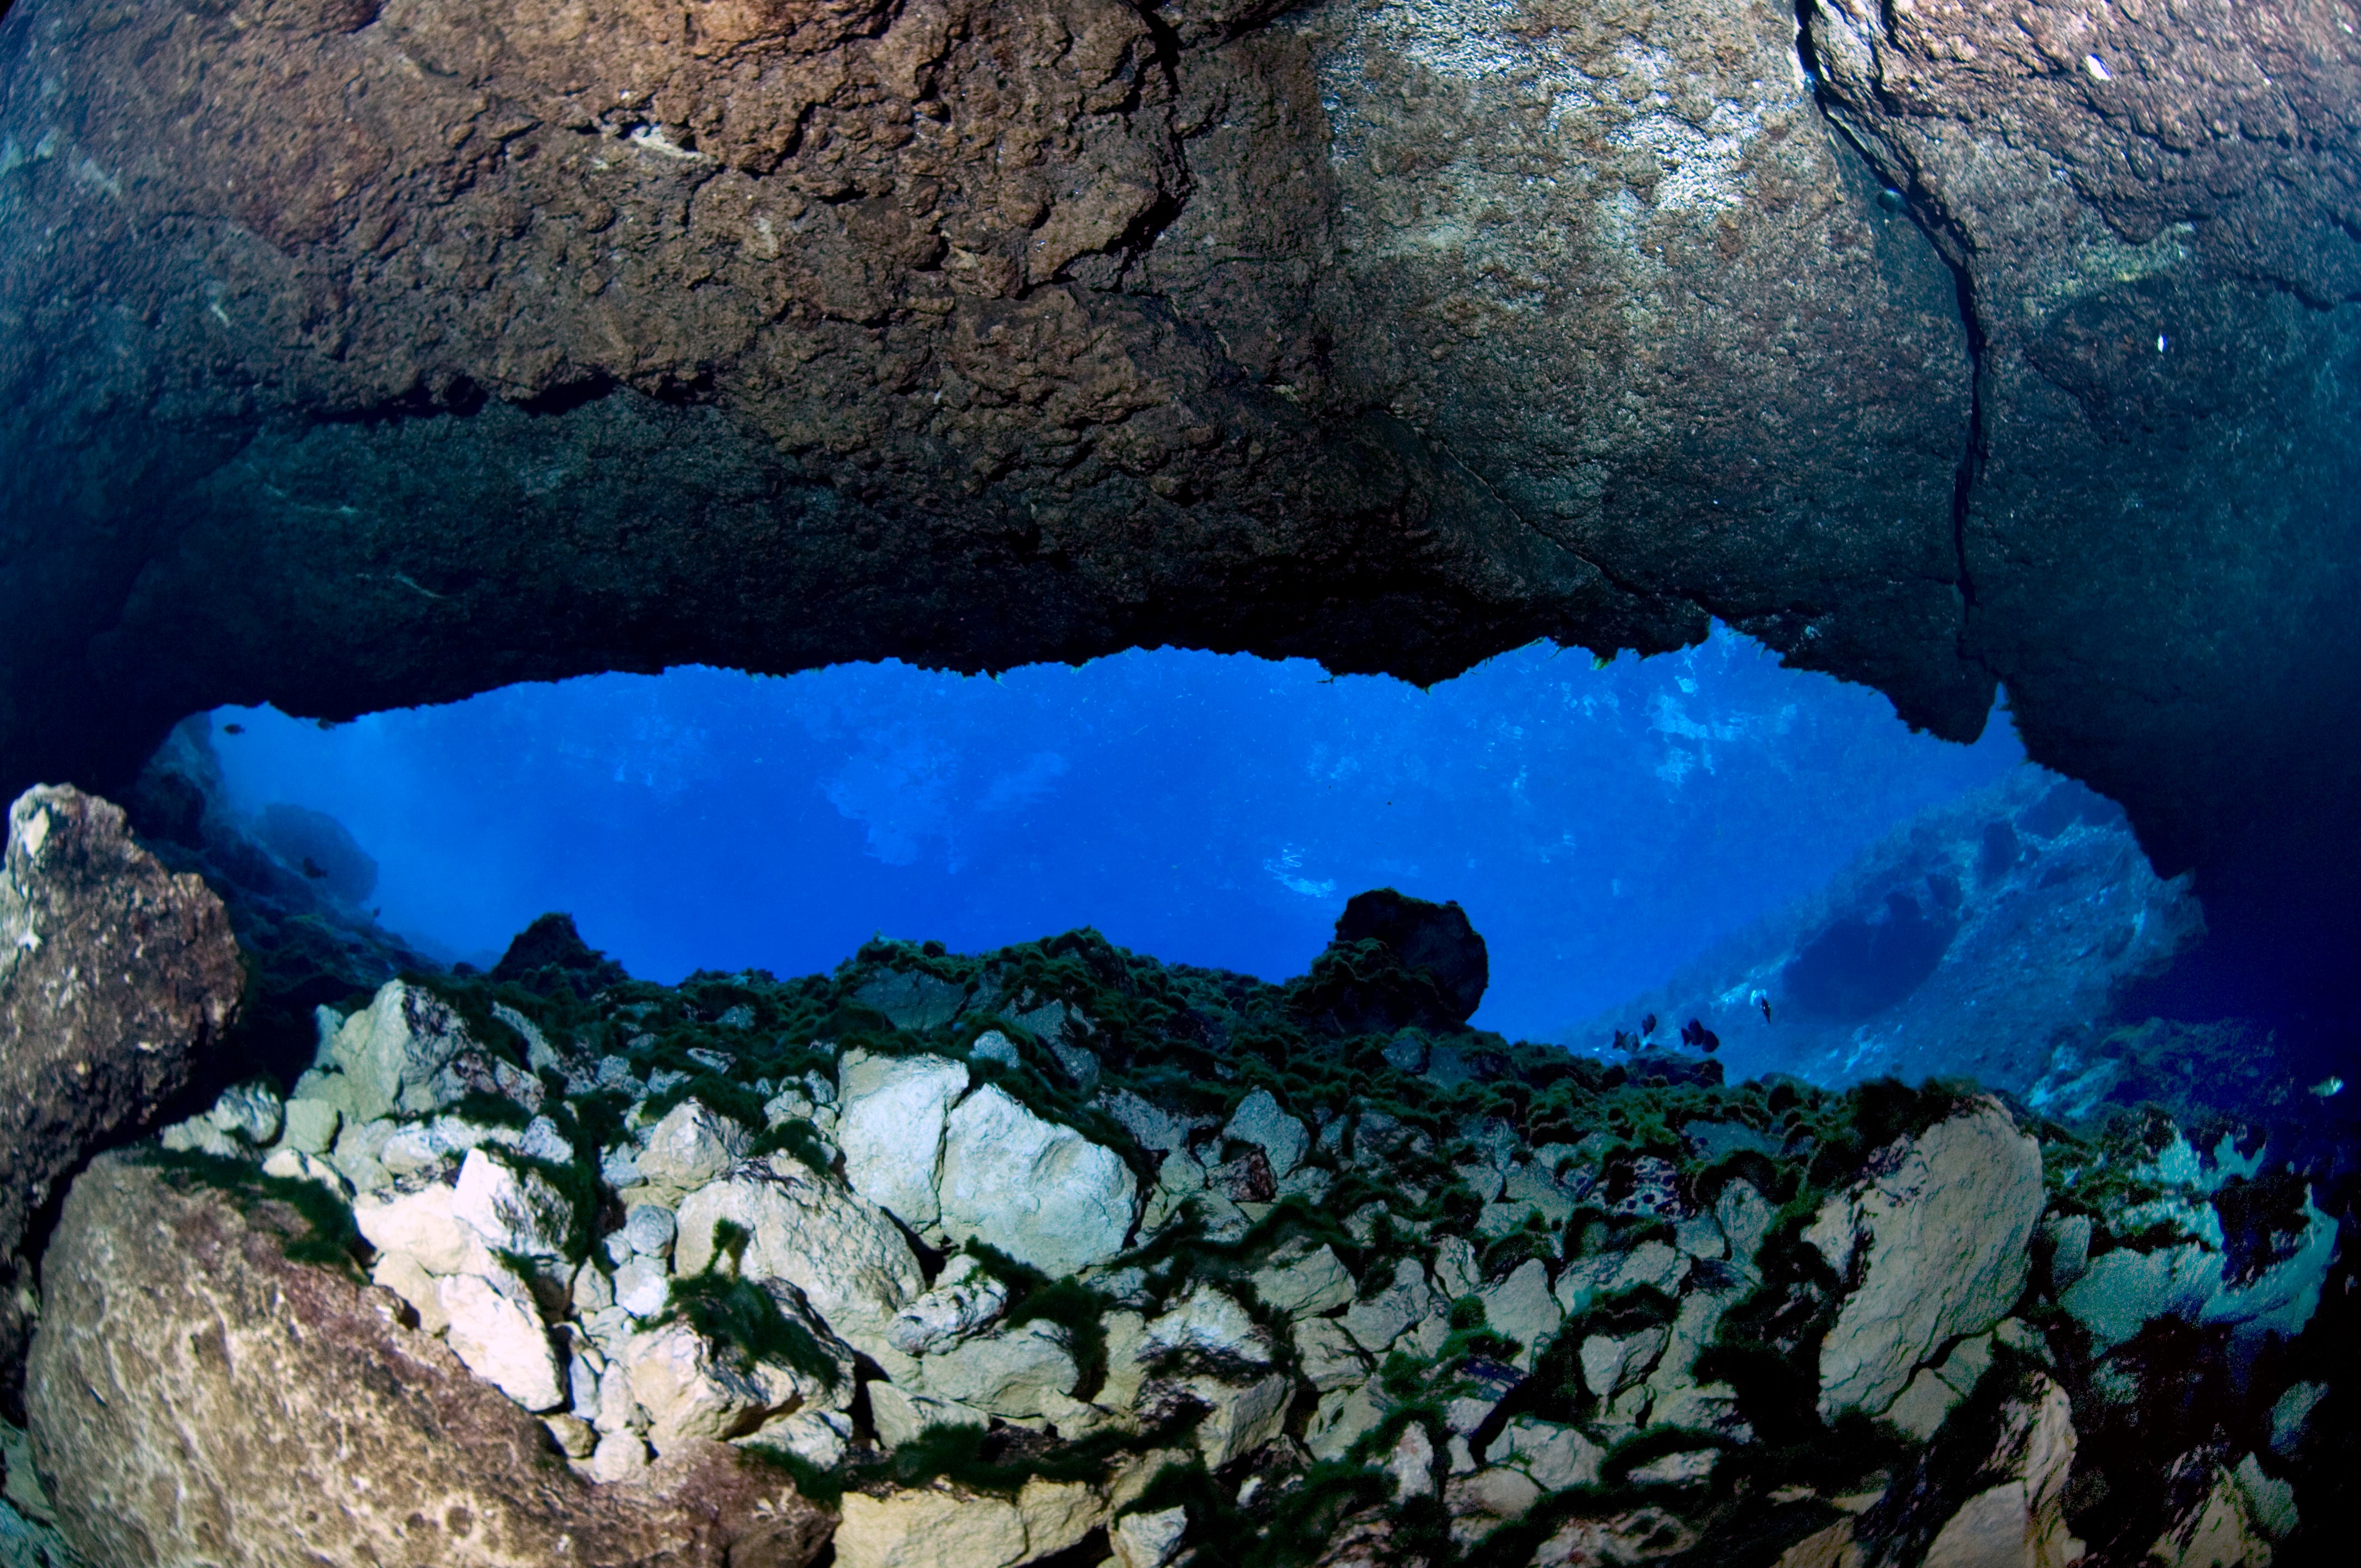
222,722 -> 245,735
1751,988 -> 1773,1023
1612,1028 -> 1636,1053
1640,1012 -> 1658,1041
1681,1017 -> 1721,1054
2309,1076 -> 2344,1099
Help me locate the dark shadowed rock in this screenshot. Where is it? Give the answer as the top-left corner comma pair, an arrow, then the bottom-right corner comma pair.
26,1153 -> 833,1568
491,911 -> 630,995
0,785 -> 241,1409
1291,888 -> 1488,1036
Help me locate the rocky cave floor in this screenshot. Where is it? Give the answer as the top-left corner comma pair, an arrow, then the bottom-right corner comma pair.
4,837 -> 2356,1568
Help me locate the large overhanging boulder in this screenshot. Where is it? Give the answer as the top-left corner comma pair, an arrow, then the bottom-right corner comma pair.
0,0 -> 2354,989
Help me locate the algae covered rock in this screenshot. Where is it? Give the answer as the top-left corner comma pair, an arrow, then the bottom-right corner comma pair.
25,1153 -> 830,1568
674,1155 -> 924,1344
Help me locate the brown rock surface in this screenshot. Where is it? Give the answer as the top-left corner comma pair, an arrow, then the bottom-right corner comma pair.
0,0 -> 2354,989
0,785 -> 241,1408
25,1151 -> 833,1568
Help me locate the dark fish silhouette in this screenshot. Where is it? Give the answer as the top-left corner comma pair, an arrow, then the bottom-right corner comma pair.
1640,1013 -> 1658,1040
1612,1028 -> 1636,1053
1752,989 -> 1772,1023
222,722 -> 245,734
1680,1017 -> 1721,1053
301,856 -> 328,880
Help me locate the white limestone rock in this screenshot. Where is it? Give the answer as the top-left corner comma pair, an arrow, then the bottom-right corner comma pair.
1445,1467 -> 1543,1547
1305,1381 -> 1385,1462
1111,1505 -> 1189,1568
918,1320 -> 1080,1418
206,1081 -> 284,1146
1433,1235 -> 1481,1301
1919,1375 -> 2082,1568
369,1249 -> 450,1335
1580,1327 -> 1669,1400
352,1180 -> 471,1274
1342,1257 -> 1436,1352
437,1269 -> 564,1411
1145,1283 -> 1276,1365
1478,1259 -> 1562,1370
1291,1316 -> 1372,1392
614,1255 -> 672,1319
836,1050 -> 971,1231
1222,1089 -> 1308,1178
1813,1100 -> 2044,1419
451,1146 -> 574,1260
637,1099 -> 752,1189
315,981 -> 488,1123
749,1407 -> 855,1469
1161,1370 -> 1293,1468
274,1096 -> 341,1157
888,1253 -> 1011,1355
833,1477 -> 1103,1568
938,1085 -> 1138,1277
675,1154 -> 924,1341
623,1311 -> 840,1450
1386,1422 -> 1437,1499
259,1147 -> 349,1196
868,1380 -> 991,1449
588,1429 -> 650,1484
1495,1418 -> 1605,1491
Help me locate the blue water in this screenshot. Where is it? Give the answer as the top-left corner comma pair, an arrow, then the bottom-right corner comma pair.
208,629 -> 2025,1041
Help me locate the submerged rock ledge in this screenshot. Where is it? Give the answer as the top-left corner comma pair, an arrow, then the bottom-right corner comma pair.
9,885 -> 2347,1567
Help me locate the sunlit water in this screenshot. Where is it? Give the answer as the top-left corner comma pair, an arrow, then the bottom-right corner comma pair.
208,628 -> 2026,1039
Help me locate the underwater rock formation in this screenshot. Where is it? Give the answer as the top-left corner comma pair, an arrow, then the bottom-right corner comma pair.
0,784 -> 242,1414
1,0 -> 2356,992
1594,769 -> 2202,1093
10,884 -> 2346,1566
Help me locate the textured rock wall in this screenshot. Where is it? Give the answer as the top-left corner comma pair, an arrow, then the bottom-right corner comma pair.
0,0 -> 2356,987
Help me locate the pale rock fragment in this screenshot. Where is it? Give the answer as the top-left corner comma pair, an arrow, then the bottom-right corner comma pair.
832,1477 -> 1103,1568
867,1381 -> 991,1449
623,1203 -> 677,1256
1386,1422 -> 1437,1498
918,1319 -> 1079,1418
938,1085 -> 1137,1276
1249,1238 -> 1355,1316
837,1049 -> 970,1229
1814,1100 -> 2044,1419
1111,1505 -> 1189,1568
1222,1088 -> 1308,1177
1920,1375 -> 2082,1568
1145,1283 -> 1275,1365
675,1155 -> 924,1341
637,1099 -> 751,1189
587,1429 -> 649,1483
1445,1467 -> 1543,1546
352,1180 -> 471,1274
260,1146 -> 349,1196
452,1146 -> 573,1259
1432,1234 -> 1481,1300
1292,1315 -> 1371,1392
623,1315 -> 831,1449
1305,1381 -> 1385,1461
369,1250 -> 450,1335
1342,1257 -> 1436,1351
614,1255 -> 671,1319
1495,1417 -> 1605,1490
1581,1326 -> 1669,1400
888,1252 -> 1010,1354
438,1270 -> 564,1411
274,1096 -> 341,1156
750,1407 -> 854,1469
1478,1259 -> 1562,1370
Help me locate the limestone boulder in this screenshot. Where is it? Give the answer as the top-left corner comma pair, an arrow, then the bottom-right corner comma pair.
0,786 -> 241,1382
837,1050 -> 970,1231
451,1147 -> 574,1260
1250,1239 -> 1355,1317
886,1253 -> 1010,1355
25,1153 -> 831,1568
638,1099 -> 753,1190
1919,1375 -> 2082,1568
917,1320 -> 1080,1419
937,1086 -> 1138,1277
1342,1257 -> 1437,1352
622,1316 -> 840,1451
1144,1283 -> 1276,1366
438,1268 -> 565,1412
834,1477 -> 1104,1568
1111,1505 -> 1189,1568
1812,1100 -> 2044,1419
1222,1089 -> 1308,1178
674,1155 -> 924,1341
315,979 -> 526,1124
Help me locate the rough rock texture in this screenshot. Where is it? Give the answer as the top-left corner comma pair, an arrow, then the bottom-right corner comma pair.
7,0 -> 2357,996
1810,1098 -> 2044,1419
25,1153 -> 831,1568
0,784 -> 241,1408
836,1050 -> 969,1231
673,1153 -> 926,1340
832,1477 -> 1102,1568
936,1084 -> 1137,1276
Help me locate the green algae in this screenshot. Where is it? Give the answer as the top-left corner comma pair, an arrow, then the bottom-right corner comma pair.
133,1147 -> 368,1276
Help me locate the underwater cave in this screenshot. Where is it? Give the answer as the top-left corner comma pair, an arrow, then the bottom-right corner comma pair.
2,0 -> 2357,1565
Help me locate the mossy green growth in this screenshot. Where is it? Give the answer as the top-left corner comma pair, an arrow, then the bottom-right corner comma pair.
661,1270 -> 840,1393
134,1147 -> 368,1275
